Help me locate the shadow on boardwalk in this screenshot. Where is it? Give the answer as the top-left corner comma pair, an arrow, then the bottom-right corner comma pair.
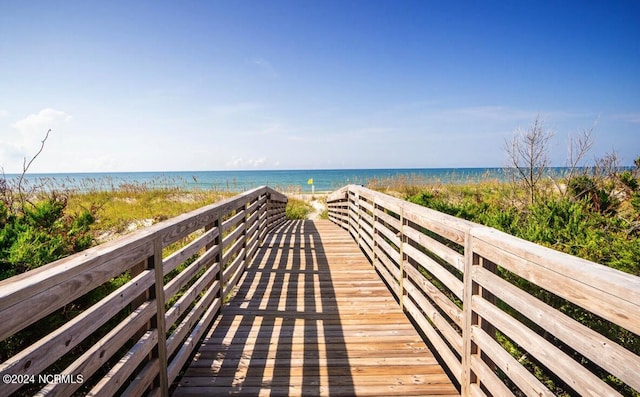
175,220 -> 458,396
175,220 -> 355,396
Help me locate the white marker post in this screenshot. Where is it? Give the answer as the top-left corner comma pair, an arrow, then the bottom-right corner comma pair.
307,178 -> 314,194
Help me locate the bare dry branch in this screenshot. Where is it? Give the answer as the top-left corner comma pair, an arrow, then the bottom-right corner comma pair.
504,115 -> 553,205
594,151 -> 621,179
16,129 -> 52,211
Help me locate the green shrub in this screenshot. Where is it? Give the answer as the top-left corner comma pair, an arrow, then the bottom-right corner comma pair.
567,175 -> 618,214
285,198 -> 313,220
631,193 -> 640,213
319,208 -> 329,219
519,199 -> 591,247
405,180 -> 639,277
405,176 -> 640,395
0,197 -> 94,279
620,170 -> 639,191
568,175 -> 596,200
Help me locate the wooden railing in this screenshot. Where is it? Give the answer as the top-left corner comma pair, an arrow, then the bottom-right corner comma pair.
0,186 -> 287,397
327,184 -> 640,397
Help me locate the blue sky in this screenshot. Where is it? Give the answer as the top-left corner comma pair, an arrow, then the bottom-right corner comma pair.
1,1 -> 639,173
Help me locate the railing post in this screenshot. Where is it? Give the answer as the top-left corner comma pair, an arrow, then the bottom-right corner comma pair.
266,194 -> 276,231
151,238 -> 169,396
355,192 -> 362,247
204,220 -> 220,309
372,197 -> 379,269
242,199 -> 249,266
399,207 -> 406,310
266,197 -> 272,231
259,193 -> 267,244
130,241 -> 169,395
461,230 -> 479,395
216,214 -> 225,301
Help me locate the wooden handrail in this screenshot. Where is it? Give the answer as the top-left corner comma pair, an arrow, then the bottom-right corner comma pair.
327,184 -> 640,396
0,186 -> 287,397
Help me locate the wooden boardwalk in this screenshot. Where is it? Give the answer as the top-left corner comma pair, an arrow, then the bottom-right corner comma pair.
174,219 -> 459,396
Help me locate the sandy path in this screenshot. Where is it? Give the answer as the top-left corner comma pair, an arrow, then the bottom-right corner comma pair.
307,199 -> 326,220
288,193 -> 328,220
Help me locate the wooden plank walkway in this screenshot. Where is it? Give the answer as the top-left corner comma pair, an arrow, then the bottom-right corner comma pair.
174,220 -> 459,396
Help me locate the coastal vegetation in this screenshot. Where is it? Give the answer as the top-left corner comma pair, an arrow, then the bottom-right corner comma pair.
284,197 -> 314,220
66,186 -> 233,241
1,175 -> 316,281
1,179 -> 234,279
366,146 -> 640,395
0,131 -> 95,279
1,127 -> 639,395
371,166 -> 640,277
368,118 -> 640,277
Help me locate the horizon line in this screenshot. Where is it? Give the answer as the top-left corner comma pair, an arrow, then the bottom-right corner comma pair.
5,164 -> 633,177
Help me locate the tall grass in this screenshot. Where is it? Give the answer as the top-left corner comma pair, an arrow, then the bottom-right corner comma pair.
67,187 -> 233,239
285,197 -> 313,220
366,171 -> 504,197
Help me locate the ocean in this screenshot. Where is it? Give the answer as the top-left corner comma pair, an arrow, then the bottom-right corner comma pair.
6,167 -> 558,193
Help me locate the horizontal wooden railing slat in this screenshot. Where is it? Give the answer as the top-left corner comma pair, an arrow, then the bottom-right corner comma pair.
162,226 -> 219,275
0,233 -> 155,310
474,265 -> 640,391
1,269 -> 155,392
0,186 -> 287,397
0,239 -> 155,341
403,296 -> 463,383
404,261 -> 463,327
403,275 -> 463,353
122,357 -> 160,397
467,339 -> 526,397
403,243 -> 464,300
166,281 -> 223,384
403,222 -> 465,272
163,244 -> 219,300
472,229 -> 640,337
164,262 -> 220,333
89,329 -> 159,396
473,297 -> 621,396
327,184 -> 640,397
37,301 -> 157,396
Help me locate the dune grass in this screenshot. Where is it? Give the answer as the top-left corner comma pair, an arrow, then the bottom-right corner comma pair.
368,173 -> 640,276
285,197 -> 314,220
66,187 -> 234,240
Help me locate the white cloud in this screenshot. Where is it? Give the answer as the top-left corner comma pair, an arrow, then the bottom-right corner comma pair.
0,142 -> 24,170
248,157 -> 266,167
12,108 -> 72,134
0,108 -> 73,172
227,157 -> 244,167
225,156 -> 267,168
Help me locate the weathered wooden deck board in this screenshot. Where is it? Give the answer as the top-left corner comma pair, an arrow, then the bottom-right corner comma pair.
174,220 -> 459,397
